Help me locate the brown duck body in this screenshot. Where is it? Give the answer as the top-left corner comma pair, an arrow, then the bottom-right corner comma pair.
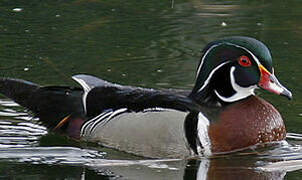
208,96 -> 285,153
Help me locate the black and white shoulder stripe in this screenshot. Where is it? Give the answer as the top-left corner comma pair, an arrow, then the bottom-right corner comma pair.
80,108 -> 128,137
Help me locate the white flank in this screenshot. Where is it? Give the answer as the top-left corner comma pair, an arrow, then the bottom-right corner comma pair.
214,66 -> 257,102
197,112 -> 212,156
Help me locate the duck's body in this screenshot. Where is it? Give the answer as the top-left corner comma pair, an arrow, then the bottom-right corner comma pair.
85,109 -> 190,158
80,94 -> 284,158
0,36 -> 292,158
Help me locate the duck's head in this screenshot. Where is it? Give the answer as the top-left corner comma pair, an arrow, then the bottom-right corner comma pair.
190,36 -> 292,105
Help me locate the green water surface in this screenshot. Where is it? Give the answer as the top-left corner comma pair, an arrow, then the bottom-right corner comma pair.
0,0 -> 301,179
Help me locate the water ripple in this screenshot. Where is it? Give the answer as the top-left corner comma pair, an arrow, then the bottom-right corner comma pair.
0,99 -> 19,107
0,147 -> 105,165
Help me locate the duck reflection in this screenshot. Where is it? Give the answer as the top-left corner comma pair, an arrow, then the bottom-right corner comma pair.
85,157 -> 287,180
184,159 -> 286,180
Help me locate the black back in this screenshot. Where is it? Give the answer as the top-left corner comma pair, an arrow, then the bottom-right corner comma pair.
86,85 -> 200,117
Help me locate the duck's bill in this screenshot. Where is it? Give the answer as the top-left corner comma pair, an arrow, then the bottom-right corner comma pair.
258,64 -> 292,100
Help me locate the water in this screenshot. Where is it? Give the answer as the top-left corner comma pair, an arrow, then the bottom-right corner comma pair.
0,0 -> 301,179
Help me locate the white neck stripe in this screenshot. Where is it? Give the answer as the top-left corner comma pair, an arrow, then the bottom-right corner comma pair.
214,66 -> 256,102
197,112 -> 212,156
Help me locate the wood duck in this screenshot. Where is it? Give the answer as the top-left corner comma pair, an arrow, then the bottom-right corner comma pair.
0,36 -> 292,158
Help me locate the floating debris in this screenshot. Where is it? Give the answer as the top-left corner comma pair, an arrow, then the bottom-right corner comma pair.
221,22 -> 227,26
12,8 -> 22,12
157,69 -> 163,73
24,67 -> 29,71
55,14 -> 61,17
257,23 -> 262,26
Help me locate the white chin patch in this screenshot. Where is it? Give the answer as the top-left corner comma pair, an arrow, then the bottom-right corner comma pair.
214,66 -> 256,102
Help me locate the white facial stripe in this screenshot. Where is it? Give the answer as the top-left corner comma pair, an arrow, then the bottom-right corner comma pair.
196,43 -> 223,78
197,61 -> 230,93
214,66 -> 256,102
197,112 -> 212,156
225,42 -> 261,65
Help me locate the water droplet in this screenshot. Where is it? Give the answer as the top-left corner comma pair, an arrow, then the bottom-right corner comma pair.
169,167 -> 179,171
13,8 -> 22,12
221,22 -> 227,26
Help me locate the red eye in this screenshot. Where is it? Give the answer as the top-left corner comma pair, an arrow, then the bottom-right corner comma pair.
238,55 -> 252,67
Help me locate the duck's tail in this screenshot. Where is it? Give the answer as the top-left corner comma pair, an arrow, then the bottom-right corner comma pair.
0,78 -> 40,109
0,78 -> 85,130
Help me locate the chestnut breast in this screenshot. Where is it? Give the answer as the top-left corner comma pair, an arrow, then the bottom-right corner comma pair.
208,96 -> 286,153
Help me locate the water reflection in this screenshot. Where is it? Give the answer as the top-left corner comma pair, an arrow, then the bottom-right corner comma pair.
0,0 -> 301,179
